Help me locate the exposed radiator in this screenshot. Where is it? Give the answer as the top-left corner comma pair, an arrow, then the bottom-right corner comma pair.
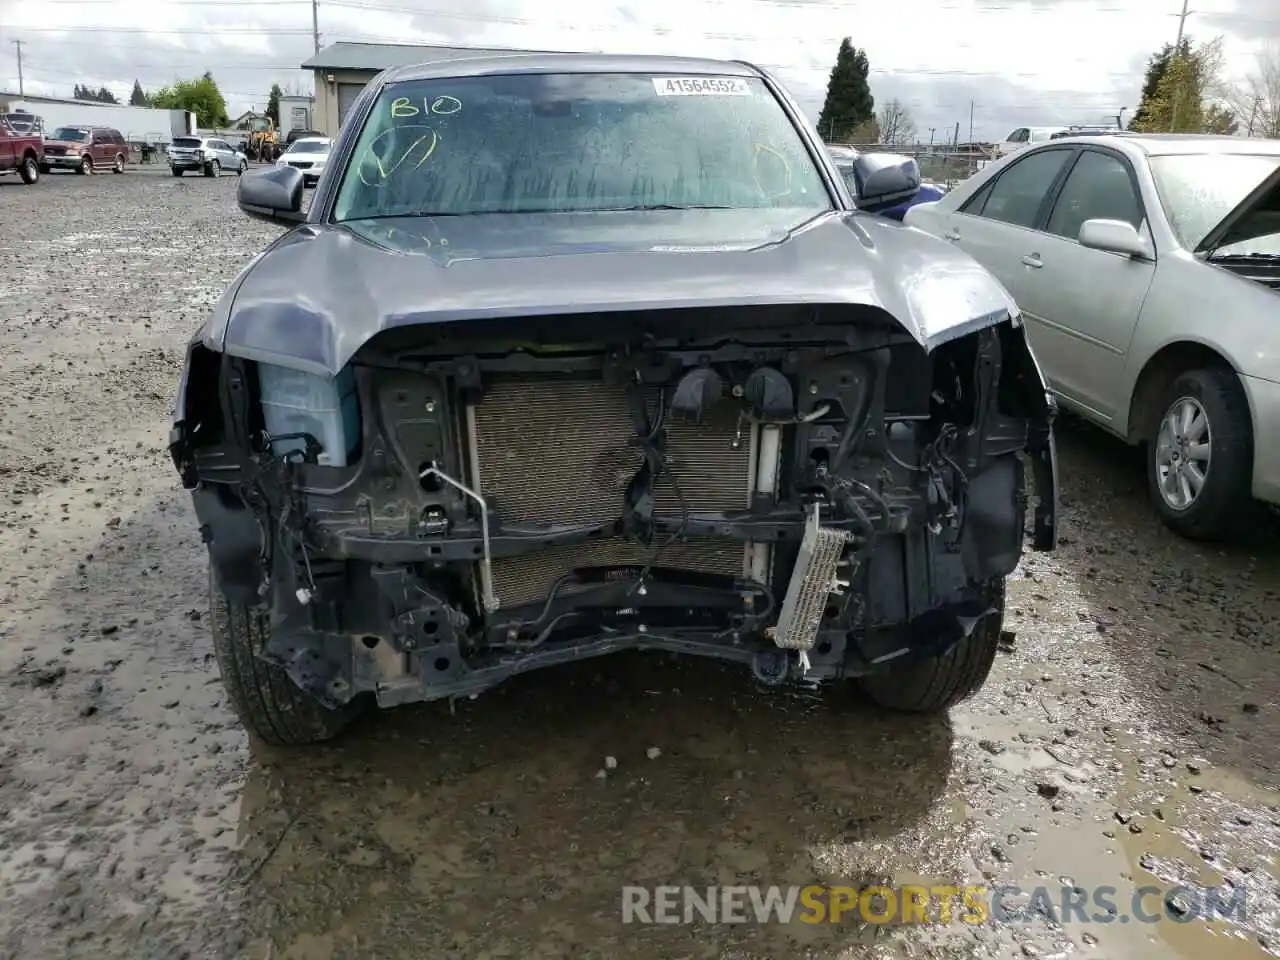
469,378 -> 757,608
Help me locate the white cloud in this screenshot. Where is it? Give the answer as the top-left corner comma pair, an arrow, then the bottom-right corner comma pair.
0,0 -> 1274,138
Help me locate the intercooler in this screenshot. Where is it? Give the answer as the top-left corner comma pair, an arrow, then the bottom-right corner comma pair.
468,378 -> 764,608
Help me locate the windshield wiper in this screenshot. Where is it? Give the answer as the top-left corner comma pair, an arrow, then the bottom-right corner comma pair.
597,203 -> 735,211
340,204 -> 736,223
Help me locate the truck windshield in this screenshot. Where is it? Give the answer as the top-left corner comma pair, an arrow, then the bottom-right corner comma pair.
52,127 -> 89,142
332,71 -> 831,221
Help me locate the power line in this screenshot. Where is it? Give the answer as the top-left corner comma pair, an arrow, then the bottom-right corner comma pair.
1,23 -> 1146,83
34,0 -> 1277,23
23,58 -> 298,73
2,25 -> 314,34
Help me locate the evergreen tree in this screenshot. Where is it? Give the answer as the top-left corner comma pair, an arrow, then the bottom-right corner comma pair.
816,39 -> 876,142
129,80 -> 151,106
1129,39 -> 1191,131
72,84 -> 118,103
265,83 -> 284,127
1130,36 -> 1237,134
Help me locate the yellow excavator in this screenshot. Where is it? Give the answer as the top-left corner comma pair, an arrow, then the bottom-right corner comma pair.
244,114 -> 279,162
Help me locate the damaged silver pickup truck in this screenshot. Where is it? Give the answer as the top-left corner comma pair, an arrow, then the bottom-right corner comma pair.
169,54 -> 1059,745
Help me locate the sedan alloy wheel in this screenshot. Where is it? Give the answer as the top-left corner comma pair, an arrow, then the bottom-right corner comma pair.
1154,396 -> 1211,511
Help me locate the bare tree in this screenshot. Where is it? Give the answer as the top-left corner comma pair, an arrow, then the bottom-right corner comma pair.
1233,44 -> 1280,138
876,98 -> 917,146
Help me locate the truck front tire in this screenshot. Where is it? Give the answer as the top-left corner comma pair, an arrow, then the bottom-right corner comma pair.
19,155 -> 39,184
857,577 -> 1005,713
208,567 -> 363,746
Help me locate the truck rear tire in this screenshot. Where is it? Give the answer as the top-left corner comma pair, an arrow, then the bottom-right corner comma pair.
112,154 -> 125,174
208,567 -> 363,746
19,155 -> 39,184
857,578 -> 1005,713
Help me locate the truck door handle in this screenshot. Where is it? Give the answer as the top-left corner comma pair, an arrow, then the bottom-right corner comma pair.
1021,254 -> 1043,268
944,229 -> 961,242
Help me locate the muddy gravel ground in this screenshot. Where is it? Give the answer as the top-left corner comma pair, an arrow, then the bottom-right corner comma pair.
1,169 -> 1278,960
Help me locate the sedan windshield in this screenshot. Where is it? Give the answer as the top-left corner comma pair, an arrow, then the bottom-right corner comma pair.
289,140 -> 330,154
332,72 -> 831,221
52,127 -> 88,142
1149,153 -> 1280,252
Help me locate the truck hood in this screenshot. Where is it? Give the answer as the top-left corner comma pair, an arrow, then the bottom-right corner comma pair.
208,207 -> 1019,376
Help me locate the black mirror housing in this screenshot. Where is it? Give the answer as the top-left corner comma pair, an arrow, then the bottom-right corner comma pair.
849,152 -> 922,213
237,165 -> 306,225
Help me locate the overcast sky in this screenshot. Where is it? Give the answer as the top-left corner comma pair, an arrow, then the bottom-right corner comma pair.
0,0 -> 1276,141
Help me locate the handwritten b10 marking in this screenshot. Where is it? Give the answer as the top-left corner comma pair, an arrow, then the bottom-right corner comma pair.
390,95 -> 463,118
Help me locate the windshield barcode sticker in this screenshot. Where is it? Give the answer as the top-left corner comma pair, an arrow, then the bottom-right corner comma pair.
652,77 -> 751,96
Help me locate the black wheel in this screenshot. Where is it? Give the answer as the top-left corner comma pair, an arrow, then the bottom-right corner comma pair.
171,167 -> 184,177
1146,366 -> 1259,540
78,155 -> 92,175
112,153 -> 125,174
858,578 -> 1005,713
238,160 -> 247,175
19,155 -> 39,184
208,568 -> 363,746
205,159 -> 220,178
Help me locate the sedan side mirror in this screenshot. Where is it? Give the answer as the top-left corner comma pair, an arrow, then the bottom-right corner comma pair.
848,152 -> 921,213
238,165 -> 306,225
1078,218 -> 1150,258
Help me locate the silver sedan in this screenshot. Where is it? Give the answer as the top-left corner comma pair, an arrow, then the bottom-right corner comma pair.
905,133 -> 1280,540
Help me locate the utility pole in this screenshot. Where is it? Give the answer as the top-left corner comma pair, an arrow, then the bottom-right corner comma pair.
968,100 -> 974,146
1246,95 -> 1261,136
312,0 -> 321,55
11,40 -> 23,96
1169,0 -> 1193,132
928,127 -> 935,147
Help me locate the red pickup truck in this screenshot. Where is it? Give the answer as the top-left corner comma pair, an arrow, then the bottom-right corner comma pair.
0,113 -> 44,184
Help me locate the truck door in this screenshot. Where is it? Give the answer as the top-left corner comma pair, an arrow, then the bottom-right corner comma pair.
0,118 -> 14,171
91,131 -> 110,165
